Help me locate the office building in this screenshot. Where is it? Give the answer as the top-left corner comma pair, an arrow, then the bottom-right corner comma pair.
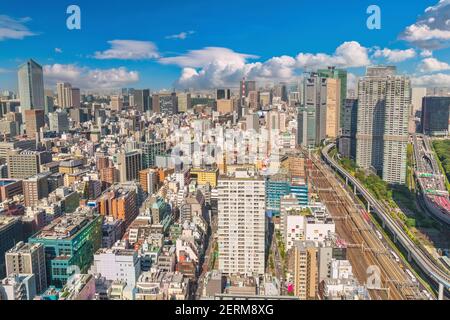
422,97 -> 450,136
5,242 -> 47,294
49,110 -> 70,133
18,59 -> 45,113
216,89 -> 231,100
157,92 -> 178,115
177,92 -> 191,113
318,67 -> 348,127
116,150 -> 142,183
24,109 -> 45,138
7,149 -> 52,179
29,213 -> 102,288
133,89 -> 151,112
90,248 -> 141,287
0,179 -> 23,202
218,170 -> 266,275
23,172 -> 51,207
190,167 -> 219,188
339,99 -> 358,159
356,66 -> 410,184
298,74 -> 327,148
217,99 -> 235,114
141,141 -> 166,169
110,96 -> 123,112
325,78 -> 341,139
0,217 -> 23,278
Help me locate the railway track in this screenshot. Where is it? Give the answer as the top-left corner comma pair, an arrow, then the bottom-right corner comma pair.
307,154 -> 421,300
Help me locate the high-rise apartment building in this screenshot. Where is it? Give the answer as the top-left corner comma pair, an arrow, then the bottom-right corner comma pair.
5,242 -> 47,294
110,95 -> 123,112
18,59 -> 45,114
293,241 -> 318,300
49,110 -> 70,133
356,66 -> 410,184
218,170 -> 266,275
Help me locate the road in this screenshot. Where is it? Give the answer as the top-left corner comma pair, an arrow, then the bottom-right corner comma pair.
321,143 -> 450,298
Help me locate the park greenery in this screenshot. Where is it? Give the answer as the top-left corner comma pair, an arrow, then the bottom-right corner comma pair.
432,140 -> 450,193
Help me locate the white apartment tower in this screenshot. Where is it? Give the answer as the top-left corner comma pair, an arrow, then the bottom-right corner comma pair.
356,66 -> 411,184
218,170 -> 266,275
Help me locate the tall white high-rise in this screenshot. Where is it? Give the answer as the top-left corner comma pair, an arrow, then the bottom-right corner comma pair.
18,59 -> 45,113
218,170 -> 266,275
356,66 -> 411,184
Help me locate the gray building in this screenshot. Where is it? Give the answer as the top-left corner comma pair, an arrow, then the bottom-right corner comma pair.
421,97 -> 450,136
17,59 -> 45,114
297,74 -> 327,148
339,99 -> 358,159
356,66 -> 410,184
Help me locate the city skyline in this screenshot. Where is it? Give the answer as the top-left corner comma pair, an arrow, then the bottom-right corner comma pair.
0,0 -> 449,92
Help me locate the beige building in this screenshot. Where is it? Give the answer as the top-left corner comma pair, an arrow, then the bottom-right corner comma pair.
111,95 -> 123,112
325,78 -> 341,139
293,241 -> 318,300
217,99 -> 235,114
23,172 -> 51,207
5,242 -> 47,294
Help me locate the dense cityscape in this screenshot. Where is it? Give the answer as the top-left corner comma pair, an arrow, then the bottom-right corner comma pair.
0,1 -> 449,305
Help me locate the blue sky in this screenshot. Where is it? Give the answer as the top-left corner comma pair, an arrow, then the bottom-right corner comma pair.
1,0 -> 450,91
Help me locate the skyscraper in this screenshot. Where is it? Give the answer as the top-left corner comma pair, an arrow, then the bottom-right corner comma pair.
325,78 -> 341,139
318,67 -> 347,129
56,83 -> 72,108
218,170 -> 266,275
18,59 -> 45,114
356,66 -> 410,184
297,74 -> 327,148
421,97 -> 450,136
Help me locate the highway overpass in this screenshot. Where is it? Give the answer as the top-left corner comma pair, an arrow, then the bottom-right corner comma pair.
321,143 -> 450,299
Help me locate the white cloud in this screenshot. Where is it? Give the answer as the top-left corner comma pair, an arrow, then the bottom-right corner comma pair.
43,64 -> 139,89
420,49 -> 433,57
164,42 -> 371,89
94,40 -> 159,60
296,41 -> 371,70
412,72 -> 450,87
373,48 -> 416,63
55,48 -> 63,54
159,47 -> 258,68
418,57 -> 450,72
165,31 -> 195,40
399,0 -> 450,49
347,73 -> 359,91
0,15 -> 37,41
